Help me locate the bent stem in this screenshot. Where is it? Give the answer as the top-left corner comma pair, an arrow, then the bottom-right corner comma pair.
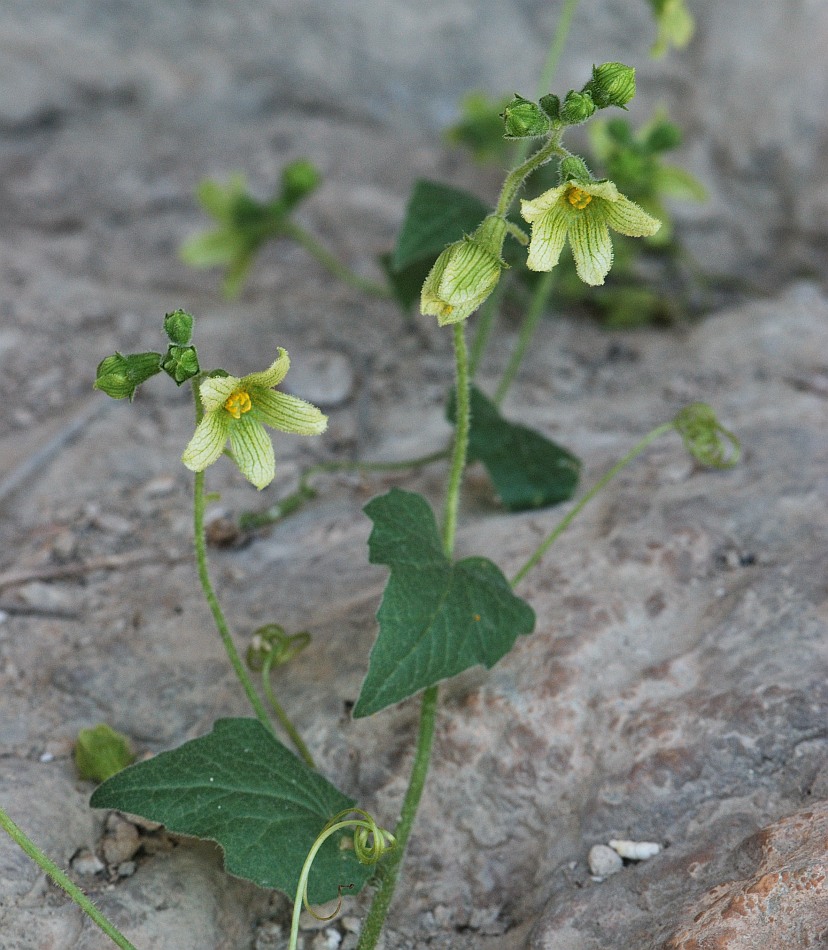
261,650 -> 315,769
0,806 -> 138,950
282,219 -> 392,299
356,324 -> 470,950
511,422 -> 673,587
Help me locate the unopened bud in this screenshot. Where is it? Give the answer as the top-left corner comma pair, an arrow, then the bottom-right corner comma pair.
560,90 -> 597,125
281,158 -> 322,207
163,309 -> 194,346
94,351 -> 162,400
501,95 -> 552,139
421,215 -> 508,327
538,93 -> 561,121
585,62 -> 637,109
558,155 -> 592,183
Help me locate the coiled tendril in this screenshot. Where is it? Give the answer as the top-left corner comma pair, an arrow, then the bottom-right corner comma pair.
288,809 -> 396,950
673,402 -> 741,469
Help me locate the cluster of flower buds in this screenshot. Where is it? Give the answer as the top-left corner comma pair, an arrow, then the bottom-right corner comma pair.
505,62 -> 638,135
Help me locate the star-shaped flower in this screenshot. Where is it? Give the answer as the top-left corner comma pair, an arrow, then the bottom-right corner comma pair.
520,178 -> 661,285
182,349 -> 327,489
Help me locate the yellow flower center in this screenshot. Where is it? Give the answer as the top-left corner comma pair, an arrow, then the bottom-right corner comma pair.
567,187 -> 593,210
224,390 -> 252,419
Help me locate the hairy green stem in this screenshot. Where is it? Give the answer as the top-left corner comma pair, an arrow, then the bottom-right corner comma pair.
511,422 -> 673,587
0,806 -> 138,950
495,133 -> 568,218
193,468 -> 273,732
261,650 -> 315,769
494,270 -> 556,405
356,325 -> 470,950
282,220 -> 391,299
189,379 -> 274,735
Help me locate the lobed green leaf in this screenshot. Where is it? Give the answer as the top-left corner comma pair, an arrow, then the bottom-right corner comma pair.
353,490 -> 535,718
90,719 -> 371,903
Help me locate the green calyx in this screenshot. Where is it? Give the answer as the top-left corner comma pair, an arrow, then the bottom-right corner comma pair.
161,344 -> 201,385
94,351 -> 162,401
501,94 -> 553,139
558,155 -> 592,183
75,724 -> 135,783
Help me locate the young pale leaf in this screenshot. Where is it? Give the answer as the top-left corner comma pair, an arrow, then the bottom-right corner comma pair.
448,386 -> 581,511
353,489 -> 535,718
90,719 -> 371,904
391,180 -> 489,273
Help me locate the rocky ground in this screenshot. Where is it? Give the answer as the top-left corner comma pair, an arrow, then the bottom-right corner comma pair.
1,3 -> 827,949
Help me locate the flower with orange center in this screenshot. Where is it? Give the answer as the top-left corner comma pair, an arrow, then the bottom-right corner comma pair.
181,349 -> 327,489
520,178 -> 661,285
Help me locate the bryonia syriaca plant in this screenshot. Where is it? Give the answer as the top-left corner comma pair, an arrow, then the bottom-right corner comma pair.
1,12 -> 745,950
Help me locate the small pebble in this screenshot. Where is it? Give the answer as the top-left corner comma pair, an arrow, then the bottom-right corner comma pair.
116,861 -> 137,877
142,475 -> 177,498
588,844 -> 623,878
286,350 -> 354,407
71,849 -> 105,876
102,814 -> 141,865
608,839 -> 661,861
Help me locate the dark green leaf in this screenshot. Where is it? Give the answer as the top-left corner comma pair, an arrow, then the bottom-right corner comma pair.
90,719 -> 370,903
391,180 -> 489,272
448,386 -> 580,511
378,253 -> 434,311
353,490 -> 535,718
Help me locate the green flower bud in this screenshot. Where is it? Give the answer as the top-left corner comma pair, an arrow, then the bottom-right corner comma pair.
560,90 -> 597,125
501,95 -> 552,139
281,158 -> 322,207
585,62 -> 637,109
538,93 -> 561,121
163,308 -> 194,345
160,344 -> 200,385
94,351 -> 162,400
673,403 -> 741,468
74,723 -> 135,782
421,215 -> 508,326
559,155 -> 593,183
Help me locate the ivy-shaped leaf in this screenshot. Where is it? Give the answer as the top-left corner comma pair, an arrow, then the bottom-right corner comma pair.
449,386 -> 581,511
90,719 -> 370,903
353,489 -> 535,718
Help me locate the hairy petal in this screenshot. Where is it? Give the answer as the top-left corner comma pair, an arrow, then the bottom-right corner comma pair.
569,212 -> 613,286
524,207 -> 569,272
253,389 -> 328,435
200,375 -> 242,413
241,348 -> 290,391
602,195 -> 662,237
182,411 -> 230,472
229,414 -> 276,489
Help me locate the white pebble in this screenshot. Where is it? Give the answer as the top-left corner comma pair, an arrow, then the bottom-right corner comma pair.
608,839 -> 661,861
588,844 -> 623,877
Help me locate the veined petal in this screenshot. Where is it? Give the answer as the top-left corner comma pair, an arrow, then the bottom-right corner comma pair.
520,185 -> 567,222
253,389 -> 328,435
200,374 -> 241,412
601,195 -> 662,237
569,212 -> 613,285
182,411 -> 230,472
525,208 -> 569,272
241,348 -> 290,390
575,178 -> 620,202
229,415 -> 275,489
